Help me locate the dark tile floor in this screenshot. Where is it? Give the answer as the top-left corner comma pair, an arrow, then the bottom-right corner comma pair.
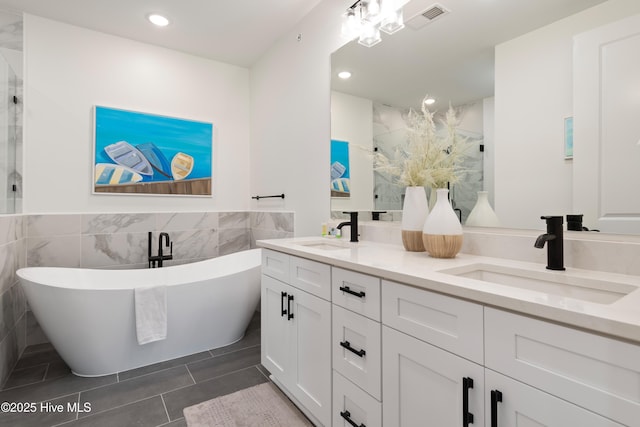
0,311 -> 268,427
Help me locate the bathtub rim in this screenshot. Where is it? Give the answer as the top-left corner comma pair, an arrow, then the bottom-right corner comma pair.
17,248 -> 262,290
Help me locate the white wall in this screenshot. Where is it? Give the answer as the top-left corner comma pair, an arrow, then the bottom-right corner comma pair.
249,1 -> 350,236
494,0 -> 640,230
330,90 -> 374,212
24,14 -> 251,213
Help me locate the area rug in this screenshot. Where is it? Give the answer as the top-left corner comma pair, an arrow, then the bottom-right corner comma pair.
183,382 -> 314,427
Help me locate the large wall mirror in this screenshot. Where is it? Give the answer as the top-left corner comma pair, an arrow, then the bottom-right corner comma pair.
330,0 -> 640,235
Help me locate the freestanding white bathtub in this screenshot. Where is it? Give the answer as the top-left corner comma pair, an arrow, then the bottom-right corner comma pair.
17,248 -> 262,377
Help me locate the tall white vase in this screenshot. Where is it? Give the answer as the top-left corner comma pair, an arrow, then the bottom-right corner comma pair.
401,186 -> 429,252
465,191 -> 501,227
422,188 -> 463,258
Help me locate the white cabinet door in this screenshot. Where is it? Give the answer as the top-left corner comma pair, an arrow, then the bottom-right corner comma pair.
261,275 -> 291,382
383,326 -> 484,427
288,287 -> 332,427
485,308 -> 640,426
262,273 -> 332,426
485,370 -> 624,427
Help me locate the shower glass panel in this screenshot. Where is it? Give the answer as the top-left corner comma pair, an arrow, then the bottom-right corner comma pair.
0,54 -> 17,214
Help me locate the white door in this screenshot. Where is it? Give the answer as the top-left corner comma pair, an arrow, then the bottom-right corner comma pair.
485,370 -> 624,427
289,288 -> 332,427
574,14 -> 640,233
383,326 -> 484,427
260,275 -> 291,382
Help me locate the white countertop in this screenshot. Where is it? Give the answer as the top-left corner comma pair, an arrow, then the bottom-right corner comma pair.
257,237 -> 640,344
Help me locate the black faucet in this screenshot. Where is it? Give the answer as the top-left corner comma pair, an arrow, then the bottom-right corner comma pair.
337,211 -> 359,243
534,216 -> 565,271
148,231 -> 173,268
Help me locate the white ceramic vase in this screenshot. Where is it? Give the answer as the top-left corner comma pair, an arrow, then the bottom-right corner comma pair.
422,188 -> 463,258
465,191 -> 501,227
401,186 -> 429,252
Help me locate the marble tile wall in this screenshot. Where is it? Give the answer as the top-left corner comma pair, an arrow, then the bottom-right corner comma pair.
25,211 -> 292,270
0,215 -> 26,387
0,210 -> 293,384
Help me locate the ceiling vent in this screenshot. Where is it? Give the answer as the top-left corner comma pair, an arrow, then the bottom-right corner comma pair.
406,3 -> 450,30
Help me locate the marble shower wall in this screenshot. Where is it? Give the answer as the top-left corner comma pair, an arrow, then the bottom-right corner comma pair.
0,215 -> 26,387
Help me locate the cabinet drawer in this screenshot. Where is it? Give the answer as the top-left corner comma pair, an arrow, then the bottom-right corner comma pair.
332,267 -> 381,321
333,305 -> 381,400
289,256 -> 331,300
382,280 -> 484,364
333,371 -> 381,427
262,249 -> 290,283
485,308 -> 640,427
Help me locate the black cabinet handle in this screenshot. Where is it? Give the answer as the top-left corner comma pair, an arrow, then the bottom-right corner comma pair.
462,377 -> 474,426
280,291 -> 287,317
287,294 -> 294,320
340,340 -> 366,357
339,285 -> 366,298
491,389 -> 503,427
340,410 -> 366,427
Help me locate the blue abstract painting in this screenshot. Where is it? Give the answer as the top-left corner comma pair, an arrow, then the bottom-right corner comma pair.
94,106 -> 213,195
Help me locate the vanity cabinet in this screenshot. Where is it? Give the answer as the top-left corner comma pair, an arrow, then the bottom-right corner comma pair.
261,250 -> 332,426
260,245 -> 640,427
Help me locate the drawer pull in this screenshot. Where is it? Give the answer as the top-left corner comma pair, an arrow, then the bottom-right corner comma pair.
462,377 -> 474,427
287,294 -> 294,320
491,389 -> 502,427
340,410 -> 366,427
281,291 -> 287,317
340,340 -> 366,357
339,285 -> 366,298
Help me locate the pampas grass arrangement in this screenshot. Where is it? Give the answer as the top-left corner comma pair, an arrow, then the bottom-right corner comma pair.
373,98 -> 473,189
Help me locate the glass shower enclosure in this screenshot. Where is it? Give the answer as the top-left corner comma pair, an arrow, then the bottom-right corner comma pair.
0,53 -> 18,214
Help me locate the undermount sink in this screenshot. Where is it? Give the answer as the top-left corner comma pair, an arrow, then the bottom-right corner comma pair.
439,263 -> 638,304
295,240 -> 351,251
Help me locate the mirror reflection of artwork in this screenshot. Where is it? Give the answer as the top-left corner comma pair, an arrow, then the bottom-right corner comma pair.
564,116 -> 573,159
330,139 -> 351,198
93,106 -> 213,196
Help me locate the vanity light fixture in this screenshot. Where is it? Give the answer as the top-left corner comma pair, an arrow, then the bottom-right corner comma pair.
341,0 -> 405,48
338,71 -> 352,79
147,13 -> 170,27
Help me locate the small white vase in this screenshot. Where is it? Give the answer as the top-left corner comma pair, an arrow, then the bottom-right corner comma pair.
422,188 -> 463,258
466,191 -> 501,227
401,186 -> 429,252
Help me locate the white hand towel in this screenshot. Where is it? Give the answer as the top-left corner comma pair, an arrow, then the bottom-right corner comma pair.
135,285 -> 167,345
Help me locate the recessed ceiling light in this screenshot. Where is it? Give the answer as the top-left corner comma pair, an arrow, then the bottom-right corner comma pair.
424,97 -> 436,105
338,71 -> 352,79
148,14 -> 170,27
